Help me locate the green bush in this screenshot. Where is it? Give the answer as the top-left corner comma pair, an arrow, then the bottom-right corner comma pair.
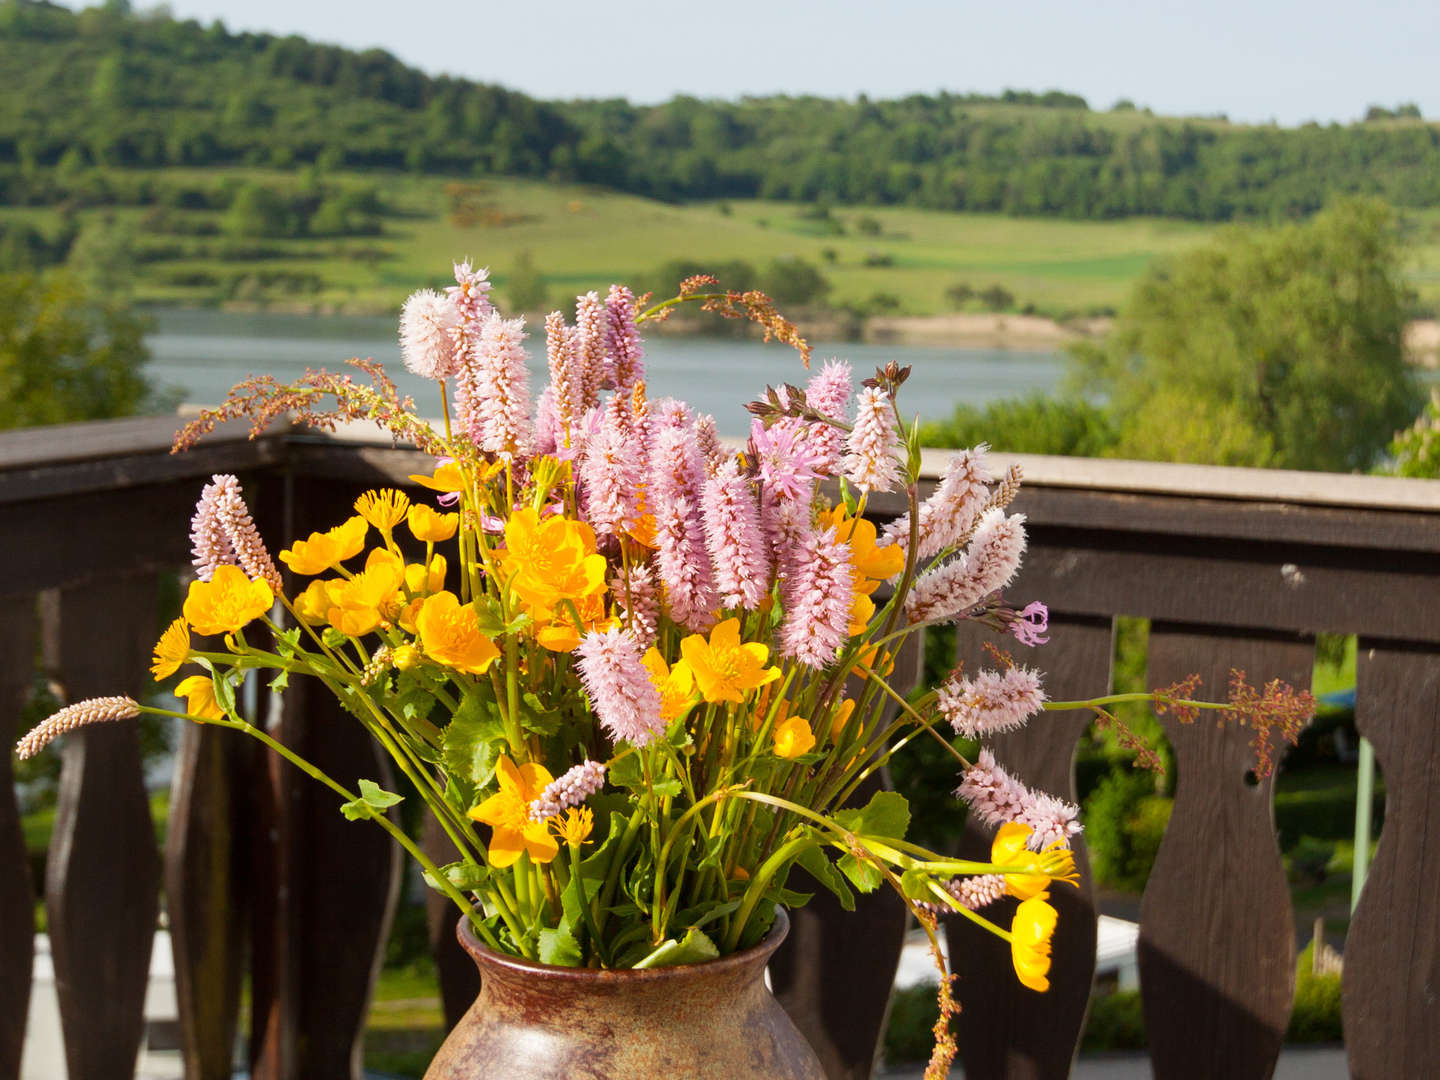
1084,770 -> 1171,891
1081,991 -> 1147,1051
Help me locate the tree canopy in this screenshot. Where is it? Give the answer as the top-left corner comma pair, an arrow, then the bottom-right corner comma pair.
1069,198 -> 1423,471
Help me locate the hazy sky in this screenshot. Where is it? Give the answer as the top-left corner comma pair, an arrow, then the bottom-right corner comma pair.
136,0 -> 1437,126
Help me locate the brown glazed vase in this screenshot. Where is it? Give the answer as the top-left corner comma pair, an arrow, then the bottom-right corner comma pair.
423,907 -> 825,1080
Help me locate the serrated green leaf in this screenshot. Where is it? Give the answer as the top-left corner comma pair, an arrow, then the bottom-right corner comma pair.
442,695 -> 506,792
273,626 -> 302,659
632,926 -> 719,969
607,753 -> 644,792
651,777 -> 682,799
538,925 -> 583,967
899,867 -> 933,902
321,627 -> 348,649
832,789 -> 910,841
268,669 -> 290,693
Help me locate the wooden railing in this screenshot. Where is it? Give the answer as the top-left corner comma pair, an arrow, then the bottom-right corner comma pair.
3,416 -> 1439,1080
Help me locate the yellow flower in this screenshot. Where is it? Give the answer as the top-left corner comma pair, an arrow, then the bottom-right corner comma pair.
416,591 -> 500,674
991,822 -> 1079,901
827,698 -> 856,742
183,565 -> 274,637
328,549 -> 405,637
279,516 -> 368,575
392,644 -> 420,671
848,592 -> 876,637
820,505 -> 905,595
407,504 -> 459,543
405,554 -> 447,597
294,579 -> 333,625
354,488 -> 412,531
468,755 -> 559,867
774,714 -> 816,759
1010,893 -> 1059,992
679,618 -> 780,705
499,508 -> 607,613
409,460 -> 468,496
642,647 -> 696,721
533,590 -> 614,653
175,675 -> 224,721
551,806 -> 595,846
150,617 -> 190,681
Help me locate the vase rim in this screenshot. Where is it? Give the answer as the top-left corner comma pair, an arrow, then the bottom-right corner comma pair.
455,905 -> 790,983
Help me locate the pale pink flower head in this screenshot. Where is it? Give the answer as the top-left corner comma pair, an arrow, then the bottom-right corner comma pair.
804,359 -> 852,471
1009,601 -> 1050,646
936,666 -> 1046,739
956,748 -> 1081,851
778,524 -> 855,669
399,289 -> 461,380
883,444 -> 994,558
190,479 -> 236,582
750,418 -> 825,503
605,284 -> 644,392
843,386 -> 902,494
459,312 -> 535,460
533,386 -> 558,457
905,510 -> 1026,623
702,458 -> 772,611
447,261 -> 493,328
575,627 -> 665,748
580,410 -> 642,537
191,474 -> 281,593
544,310 -> 583,441
575,291 -> 610,407
528,760 -> 606,822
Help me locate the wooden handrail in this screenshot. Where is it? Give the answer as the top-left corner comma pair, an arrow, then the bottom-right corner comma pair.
2,418 -> 1437,1079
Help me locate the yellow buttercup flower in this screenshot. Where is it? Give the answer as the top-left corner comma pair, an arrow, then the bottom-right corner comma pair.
150,617 -> 190,681
294,579 -> 333,625
405,554 -> 447,597
392,644 -> 420,671
409,460 -> 468,496
533,590 -> 614,653
774,714 -> 816,759
468,755 -> 558,867
355,489 -> 412,531
183,565 -> 274,637
175,675 -> 224,721
551,806 -> 595,847
407,504 -> 459,543
416,591 -> 500,674
991,822 -> 1080,901
499,508 -> 607,613
641,647 -> 696,722
679,618 -> 780,705
279,516 -> 368,576
848,593 -> 876,637
1010,893 -> 1059,992
328,549 -> 405,637
820,505 -> 905,595
827,698 -> 856,742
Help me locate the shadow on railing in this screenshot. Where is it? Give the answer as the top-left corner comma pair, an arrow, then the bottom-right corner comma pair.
3,416 -> 1439,1080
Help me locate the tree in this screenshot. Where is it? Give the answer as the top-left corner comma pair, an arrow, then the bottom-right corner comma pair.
1070,198 -> 1423,471
0,271 -> 158,429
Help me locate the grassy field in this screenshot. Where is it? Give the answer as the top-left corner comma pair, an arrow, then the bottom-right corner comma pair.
19,169 -> 1440,319
8,170 -> 1440,318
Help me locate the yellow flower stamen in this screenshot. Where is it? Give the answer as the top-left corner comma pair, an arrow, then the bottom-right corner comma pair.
355,488 -> 412,531
150,617 -> 190,681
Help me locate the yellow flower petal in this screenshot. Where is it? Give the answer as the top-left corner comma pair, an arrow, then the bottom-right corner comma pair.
774,715 -> 816,759
175,675 -> 224,721
407,504 -> 459,543
417,591 -> 499,674
150,617 -> 190,681
182,565 -> 274,637
354,488 -> 412,531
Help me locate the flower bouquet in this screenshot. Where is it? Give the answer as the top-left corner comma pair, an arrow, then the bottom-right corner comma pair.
16,265 -> 1314,1077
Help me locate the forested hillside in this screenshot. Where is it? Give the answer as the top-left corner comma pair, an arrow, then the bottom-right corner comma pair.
4,0 -> 1440,222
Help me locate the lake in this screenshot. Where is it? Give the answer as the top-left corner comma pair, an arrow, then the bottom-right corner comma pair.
146,309 -> 1066,437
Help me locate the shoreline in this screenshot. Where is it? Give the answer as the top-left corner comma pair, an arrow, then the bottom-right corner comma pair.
155,301 -> 1440,365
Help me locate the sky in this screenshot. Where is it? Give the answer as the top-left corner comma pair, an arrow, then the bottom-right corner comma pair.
131,0 -> 1439,126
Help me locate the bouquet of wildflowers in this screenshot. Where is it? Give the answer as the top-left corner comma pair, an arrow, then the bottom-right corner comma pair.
17,265 -> 1313,1077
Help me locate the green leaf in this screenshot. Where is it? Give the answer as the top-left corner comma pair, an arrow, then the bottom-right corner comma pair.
632,926 -> 719,969
607,753 -> 644,792
538,925 -> 583,967
339,778 -> 404,821
651,777 -> 682,799
518,692 -> 562,736
321,626 -> 348,649
272,626 -> 302,659
833,789 -> 910,841
837,851 -> 883,893
796,840 -> 855,912
899,867 -> 934,902
442,694 -> 506,796
268,669 -> 290,693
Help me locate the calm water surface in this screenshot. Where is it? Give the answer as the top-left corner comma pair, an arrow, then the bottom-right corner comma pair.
147,309 -> 1065,437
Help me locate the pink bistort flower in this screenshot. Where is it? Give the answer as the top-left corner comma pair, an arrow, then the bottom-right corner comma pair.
458,313 -> 535,459
545,310 -> 583,442
803,359 -> 852,472
779,525 -> 855,669
750,418 -> 825,503
702,458 -> 772,611
843,386 -> 902,494
528,760 -> 607,822
399,289 -> 461,380
956,749 -> 1081,850
580,412 -> 642,537
905,510 -> 1026,623
882,445 -> 994,559
936,666 -> 1046,738
605,284 -> 644,392
575,627 -> 665,747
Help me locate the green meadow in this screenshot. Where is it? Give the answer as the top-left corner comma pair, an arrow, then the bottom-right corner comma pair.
8,170 -> 1440,317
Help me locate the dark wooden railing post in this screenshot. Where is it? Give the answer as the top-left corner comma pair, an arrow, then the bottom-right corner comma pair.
1342,639 -> 1440,1077
0,599 -> 39,1079
948,612 -> 1110,1080
1138,624 -> 1312,1080
42,576 -> 162,1080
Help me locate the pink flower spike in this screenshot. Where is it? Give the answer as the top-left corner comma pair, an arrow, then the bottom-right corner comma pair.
804,359 -> 852,471
1010,601 -> 1050,646
579,412 -> 642,537
446,261 -> 493,328
575,627 -> 665,748
750,418 -> 824,503
190,479 -> 236,582
955,749 -> 1081,850
459,313 -> 535,460
843,386 -> 902,494
905,510 -> 1027,624
575,291 -> 610,408
545,311 -> 583,442
399,289 -> 461,380
883,444 -> 994,558
937,666 -> 1046,739
605,284 -> 644,392
528,760 -> 607,821
702,458 -> 772,611
779,525 -> 855,669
